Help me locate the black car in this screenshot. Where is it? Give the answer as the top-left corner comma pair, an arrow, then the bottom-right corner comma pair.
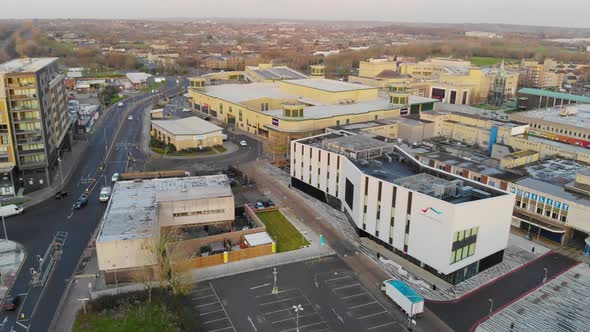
73,194 -> 89,209
3,295 -> 19,311
55,191 -> 68,199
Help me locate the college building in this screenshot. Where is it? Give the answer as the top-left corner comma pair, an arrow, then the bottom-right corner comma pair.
188,71 -> 437,159
0,58 -> 72,194
290,132 -> 514,284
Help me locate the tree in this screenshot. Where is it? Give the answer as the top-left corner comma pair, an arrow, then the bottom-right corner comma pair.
98,85 -> 119,105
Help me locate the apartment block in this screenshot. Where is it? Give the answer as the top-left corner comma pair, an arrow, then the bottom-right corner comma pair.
0,58 -> 71,194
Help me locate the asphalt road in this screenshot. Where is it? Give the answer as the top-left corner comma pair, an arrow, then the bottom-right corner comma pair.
0,79 -> 183,332
426,252 -> 578,332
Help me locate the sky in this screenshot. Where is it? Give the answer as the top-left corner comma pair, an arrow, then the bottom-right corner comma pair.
1,0 -> 589,29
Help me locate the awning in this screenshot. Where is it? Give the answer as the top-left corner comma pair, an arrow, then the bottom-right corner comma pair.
513,213 -> 566,234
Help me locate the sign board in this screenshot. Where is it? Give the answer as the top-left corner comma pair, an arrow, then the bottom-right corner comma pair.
272,118 -> 279,126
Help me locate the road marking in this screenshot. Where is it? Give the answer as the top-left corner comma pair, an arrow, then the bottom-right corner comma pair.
199,309 -> 223,316
208,327 -> 235,332
357,311 -> 386,320
249,283 -> 270,290
280,321 -> 325,332
194,302 -> 219,308
259,297 -> 297,306
263,306 -> 303,316
15,322 -> 27,329
209,283 -> 236,332
339,292 -> 366,299
192,294 -> 215,300
66,210 -> 74,219
348,301 -> 376,309
332,283 -> 360,291
331,308 -> 344,323
325,276 -> 352,283
203,317 -> 230,324
368,321 -> 395,330
272,313 -> 316,324
255,288 -> 297,298
247,316 -> 258,331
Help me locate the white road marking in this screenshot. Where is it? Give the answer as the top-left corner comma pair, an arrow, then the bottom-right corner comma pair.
203,317 -> 230,324
249,283 -> 270,290
200,309 -> 224,316
357,311 -> 386,320
280,321 -> 326,332
194,301 -> 219,308
325,276 -> 352,283
348,301 -> 377,309
208,327 -> 235,332
272,313 -> 316,324
339,292 -> 366,300
209,283 -> 236,332
247,315 -> 258,331
332,283 -> 360,291
368,321 -> 395,330
259,297 -> 297,306
193,294 -> 215,300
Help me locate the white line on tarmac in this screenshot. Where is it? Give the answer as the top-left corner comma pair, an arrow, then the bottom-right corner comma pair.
348,301 -> 377,309
194,302 -> 219,308
247,316 -> 258,332
339,292 -> 366,300
255,288 -> 298,298
208,326 -> 235,332
193,294 -> 215,300
250,283 -> 270,290
325,276 -> 352,283
357,311 -> 386,320
259,297 -> 297,306
368,321 -> 395,330
280,321 -> 326,332
200,309 -> 224,316
272,313 -> 317,324
332,283 -> 360,291
203,317 -> 230,324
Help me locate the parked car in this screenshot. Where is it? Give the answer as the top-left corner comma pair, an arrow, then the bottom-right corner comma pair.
128,115 -> 134,120
255,201 -> 265,209
117,102 -> 124,107
73,194 -> 89,209
111,173 -> 120,182
222,134 -> 228,141
240,140 -> 247,147
182,108 -> 191,112
3,295 -> 19,311
265,199 -> 275,207
99,187 -> 112,202
55,191 -> 68,199
0,204 -> 24,218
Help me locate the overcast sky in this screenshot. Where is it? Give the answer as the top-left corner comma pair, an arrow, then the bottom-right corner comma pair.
1,0 -> 589,29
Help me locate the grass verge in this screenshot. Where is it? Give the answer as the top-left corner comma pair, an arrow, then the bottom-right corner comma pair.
256,210 -> 309,252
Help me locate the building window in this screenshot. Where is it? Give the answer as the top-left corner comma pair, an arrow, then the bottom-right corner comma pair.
451,227 -> 478,264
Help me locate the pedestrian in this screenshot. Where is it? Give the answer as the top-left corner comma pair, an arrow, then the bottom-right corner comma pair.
532,247 -> 535,253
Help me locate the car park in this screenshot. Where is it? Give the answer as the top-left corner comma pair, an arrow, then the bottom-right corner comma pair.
55,191 -> 68,199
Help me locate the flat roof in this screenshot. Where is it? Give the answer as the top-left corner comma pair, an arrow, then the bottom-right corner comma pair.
282,78 -> 375,92
521,134 -> 590,155
97,175 -> 232,242
420,151 -> 523,181
0,58 -> 57,74
151,116 -> 222,135
514,104 -> 590,130
243,232 -> 274,247
518,88 -> 590,104
249,66 -> 307,80
200,83 -> 290,103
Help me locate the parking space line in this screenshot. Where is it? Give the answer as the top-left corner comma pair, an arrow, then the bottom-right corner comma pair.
348,301 -> 376,309
200,309 -> 224,316
209,327 -> 235,332
203,317 -> 230,324
250,283 -> 270,290
325,276 -> 352,283
332,283 -> 360,291
263,306 -> 301,316
339,292 -> 366,299
195,301 -> 220,308
259,296 -> 299,306
281,321 -> 326,332
192,288 -> 213,294
357,311 -> 386,320
271,313 -> 316,324
209,282 -> 236,332
193,294 -> 215,300
368,321 -> 395,330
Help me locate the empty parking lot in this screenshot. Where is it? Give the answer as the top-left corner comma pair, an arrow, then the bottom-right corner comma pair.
199,256 -> 407,332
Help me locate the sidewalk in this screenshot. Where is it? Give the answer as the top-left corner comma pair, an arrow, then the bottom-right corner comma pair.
21,139 -> 88,208
0,240 -> 26,306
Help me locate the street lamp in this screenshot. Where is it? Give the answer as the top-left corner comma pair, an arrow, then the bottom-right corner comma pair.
543,267 -> 548,283
488,298 -> 494,317
272,267 -> 278,294
292,304 -> 303,332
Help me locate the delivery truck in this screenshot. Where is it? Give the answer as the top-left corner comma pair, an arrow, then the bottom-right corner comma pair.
381,279 -> 424,317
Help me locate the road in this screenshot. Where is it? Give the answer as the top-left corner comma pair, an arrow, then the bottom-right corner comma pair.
0,79 -> 183,332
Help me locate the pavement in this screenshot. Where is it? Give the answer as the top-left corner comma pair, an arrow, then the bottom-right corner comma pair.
0,80 -> 185,332
0,241 -> 26,307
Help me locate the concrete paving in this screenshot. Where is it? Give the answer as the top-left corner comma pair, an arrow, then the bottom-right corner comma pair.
0,240 -> 26,306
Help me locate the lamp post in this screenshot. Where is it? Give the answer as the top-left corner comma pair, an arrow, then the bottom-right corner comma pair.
488,298 -> 494,317
272,267 -> 278,294
292,304 -> 303,332
57,149 -> 65,187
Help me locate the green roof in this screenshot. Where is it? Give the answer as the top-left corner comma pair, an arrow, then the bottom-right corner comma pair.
518,88 -> 590,104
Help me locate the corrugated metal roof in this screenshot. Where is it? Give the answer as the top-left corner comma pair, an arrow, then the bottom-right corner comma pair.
518,88 -> 590,103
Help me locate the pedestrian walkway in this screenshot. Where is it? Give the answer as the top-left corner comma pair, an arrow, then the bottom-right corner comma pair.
476,263 -> 590,332
0,240 -> 26,306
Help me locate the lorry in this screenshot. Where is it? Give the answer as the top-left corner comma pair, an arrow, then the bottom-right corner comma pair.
0,204 -> 24,217
381,279 -> 424,317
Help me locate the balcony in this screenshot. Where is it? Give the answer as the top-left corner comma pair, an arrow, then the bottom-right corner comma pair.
9,94 -> 38,101
17,148 -> 46,156
19,160 -> 48,170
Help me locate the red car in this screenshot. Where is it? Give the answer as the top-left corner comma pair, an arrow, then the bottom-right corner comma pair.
3,295 -> 19,311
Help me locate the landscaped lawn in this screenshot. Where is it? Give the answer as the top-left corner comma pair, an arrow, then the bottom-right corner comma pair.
470,56 -> 517,67
256,210 -> 309,252
73,302 -> 184,332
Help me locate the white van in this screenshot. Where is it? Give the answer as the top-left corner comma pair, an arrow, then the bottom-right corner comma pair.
99,187 -> 112,202
0,204 -> 24,217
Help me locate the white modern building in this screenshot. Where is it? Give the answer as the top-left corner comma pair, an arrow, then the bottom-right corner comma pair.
291,132 -> 514,284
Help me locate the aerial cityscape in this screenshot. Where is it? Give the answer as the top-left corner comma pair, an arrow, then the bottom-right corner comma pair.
0,1 -> 590,331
